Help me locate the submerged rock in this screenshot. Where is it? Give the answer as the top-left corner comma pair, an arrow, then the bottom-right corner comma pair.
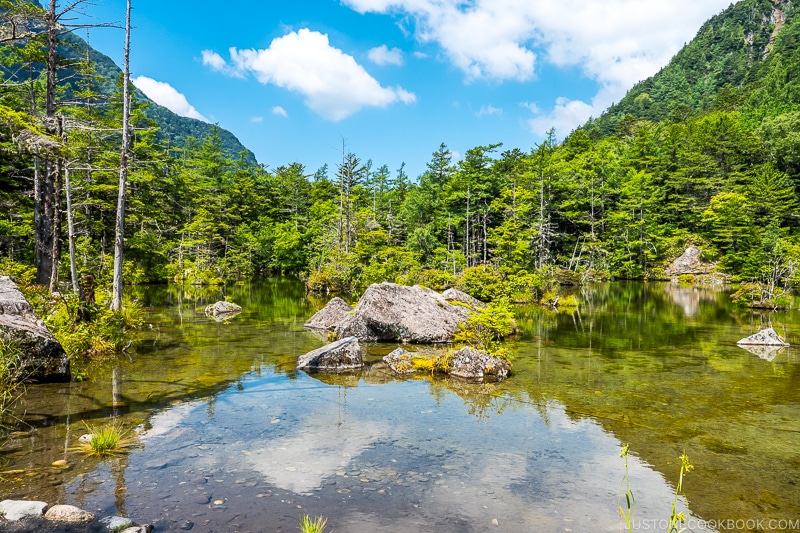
736,327 -> 789,346
0,276 -> 70,383
335,283 -> 470,343
297,336 -> 364,373
449,347 -> 511,381
304,297 -> 352,330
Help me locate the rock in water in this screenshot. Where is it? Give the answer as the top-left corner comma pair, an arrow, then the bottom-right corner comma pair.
736,327 -> 789,346
383,347 -> 419,375
0,276 -> 70,383
0,500 -> 48,521
448,347 -> 511,381
204,301 -> 242,318
304,297 -> 352,330
44,504 -> 95,523
335,283 -> 470,343
297,336 -> 364,372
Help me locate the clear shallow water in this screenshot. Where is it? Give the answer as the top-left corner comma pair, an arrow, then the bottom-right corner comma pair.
1,280 -> 798,532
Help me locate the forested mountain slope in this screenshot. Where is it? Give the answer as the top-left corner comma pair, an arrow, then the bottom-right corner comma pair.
585,0 -> 798,136
0,1 -> 255,164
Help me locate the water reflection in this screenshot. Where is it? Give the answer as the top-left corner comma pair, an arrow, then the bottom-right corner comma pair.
1,280 -> 798,532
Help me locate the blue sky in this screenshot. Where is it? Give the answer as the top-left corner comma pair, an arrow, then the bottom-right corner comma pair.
75,0 -> 732,179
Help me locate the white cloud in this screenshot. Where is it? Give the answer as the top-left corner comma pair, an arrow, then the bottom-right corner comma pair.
271,106 -> 288,117
132,76 -> 209,122
521,101 -> 540,114
344,0 -> 731,131
477,104 -> 502,117
204,29 -> 416,121
527,96 -> 596,137
251,116 -> 264,123
368,44 -> 404,65
201,50 -> 227,71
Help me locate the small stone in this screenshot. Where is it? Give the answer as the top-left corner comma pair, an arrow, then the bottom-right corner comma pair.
51,460 -> 68,468
193,493 -> 211,505
99,516 -> 134,531
180,520 -> 195,530
121,527 -> 154,533
44,504 -> 95,523
78,434 -> 93,443
492,518 -> 499,526
213,499 -> 224,505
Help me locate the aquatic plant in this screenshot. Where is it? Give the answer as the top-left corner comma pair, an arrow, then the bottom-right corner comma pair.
618,445 -> 694,533
667,452 -> 694,533
299,514 -> 328,533
618,444 -> 636,533
77,420 -> 135,456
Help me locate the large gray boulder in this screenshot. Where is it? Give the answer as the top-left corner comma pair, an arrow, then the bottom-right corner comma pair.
736,328 -> 789,346
449,347 -> 511,381
335,283 -> 471,343
665,246 -> 715,277
0,277 -> 70,383
304,297 -> 352,330
297,336 -> 364,373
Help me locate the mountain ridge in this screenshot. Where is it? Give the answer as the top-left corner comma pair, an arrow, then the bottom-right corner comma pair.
582,0 -> 797,137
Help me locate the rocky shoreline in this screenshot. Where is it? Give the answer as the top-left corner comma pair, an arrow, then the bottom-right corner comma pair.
0,500 -> 152,533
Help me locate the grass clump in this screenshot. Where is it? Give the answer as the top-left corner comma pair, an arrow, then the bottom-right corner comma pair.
76,420 -> 136,456
299,514 -> 327,533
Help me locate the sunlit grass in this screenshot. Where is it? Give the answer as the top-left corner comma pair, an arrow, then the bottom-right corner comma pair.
75,420 -> 136,456
299,514 -> 328,533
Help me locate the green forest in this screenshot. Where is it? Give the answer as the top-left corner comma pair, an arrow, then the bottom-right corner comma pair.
2,0 -> 800,312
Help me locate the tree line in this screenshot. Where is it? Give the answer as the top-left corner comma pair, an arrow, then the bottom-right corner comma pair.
1,0 -> 799,309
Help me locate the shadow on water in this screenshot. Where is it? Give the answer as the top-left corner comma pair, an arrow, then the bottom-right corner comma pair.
0,279 -> 798,532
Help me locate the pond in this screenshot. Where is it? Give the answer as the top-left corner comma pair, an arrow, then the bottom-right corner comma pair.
1,280 -> 799,532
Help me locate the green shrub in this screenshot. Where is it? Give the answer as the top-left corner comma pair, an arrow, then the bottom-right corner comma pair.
0,259 -> 35,285
0,333 -> 24,428
505,269 -> 558,303
455,298 -> 517,352
456,266 -> 506,302
730,282 -> 791,309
